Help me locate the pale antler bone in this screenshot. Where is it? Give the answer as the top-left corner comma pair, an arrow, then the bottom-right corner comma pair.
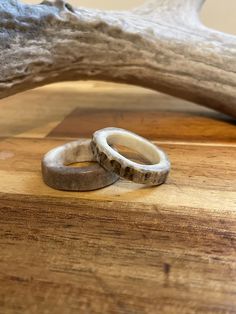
1,0 -> 236,118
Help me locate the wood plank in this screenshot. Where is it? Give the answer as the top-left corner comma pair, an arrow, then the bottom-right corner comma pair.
0,82 -> 236,313
1,82 -> 235,141
48,108 -> 236,143
1,192 -> 236,314
0,137 -> 235,211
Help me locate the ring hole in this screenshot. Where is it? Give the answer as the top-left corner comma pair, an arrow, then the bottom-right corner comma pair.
67,161 -> 96,168
110,144 -> 154,165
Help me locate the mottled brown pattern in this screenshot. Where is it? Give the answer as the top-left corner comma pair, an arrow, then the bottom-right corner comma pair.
91,136 -> 169,186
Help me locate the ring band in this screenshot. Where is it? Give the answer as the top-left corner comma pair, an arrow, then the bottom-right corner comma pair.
41,139 -> 119,191
91,127 -> 170,185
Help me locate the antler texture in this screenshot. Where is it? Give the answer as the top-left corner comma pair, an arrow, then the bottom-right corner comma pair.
1,0 -> 236,117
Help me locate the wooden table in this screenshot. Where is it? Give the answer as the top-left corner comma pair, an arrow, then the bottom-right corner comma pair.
0,82 -> 236,314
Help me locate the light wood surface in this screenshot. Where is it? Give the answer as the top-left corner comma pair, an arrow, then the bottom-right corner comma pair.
0,82 -> 236,314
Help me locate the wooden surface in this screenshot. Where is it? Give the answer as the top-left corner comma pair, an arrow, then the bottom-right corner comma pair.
0,82 -> 236,314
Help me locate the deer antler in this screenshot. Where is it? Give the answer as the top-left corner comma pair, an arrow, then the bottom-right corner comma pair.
1,0 -> 236,118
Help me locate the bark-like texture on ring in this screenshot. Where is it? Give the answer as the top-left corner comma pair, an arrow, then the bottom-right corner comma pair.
91,140 -> 169,186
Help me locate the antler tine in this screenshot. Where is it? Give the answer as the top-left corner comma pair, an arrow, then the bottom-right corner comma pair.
0,0 -> 236,118
134,0 -> 205,14
133,0 -> 206,25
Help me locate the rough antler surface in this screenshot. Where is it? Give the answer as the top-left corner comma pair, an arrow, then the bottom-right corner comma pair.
1,0 -> 236,117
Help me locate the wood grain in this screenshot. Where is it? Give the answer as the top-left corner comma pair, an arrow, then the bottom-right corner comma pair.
0,82 -> 236,314
48,108 -> 236,143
